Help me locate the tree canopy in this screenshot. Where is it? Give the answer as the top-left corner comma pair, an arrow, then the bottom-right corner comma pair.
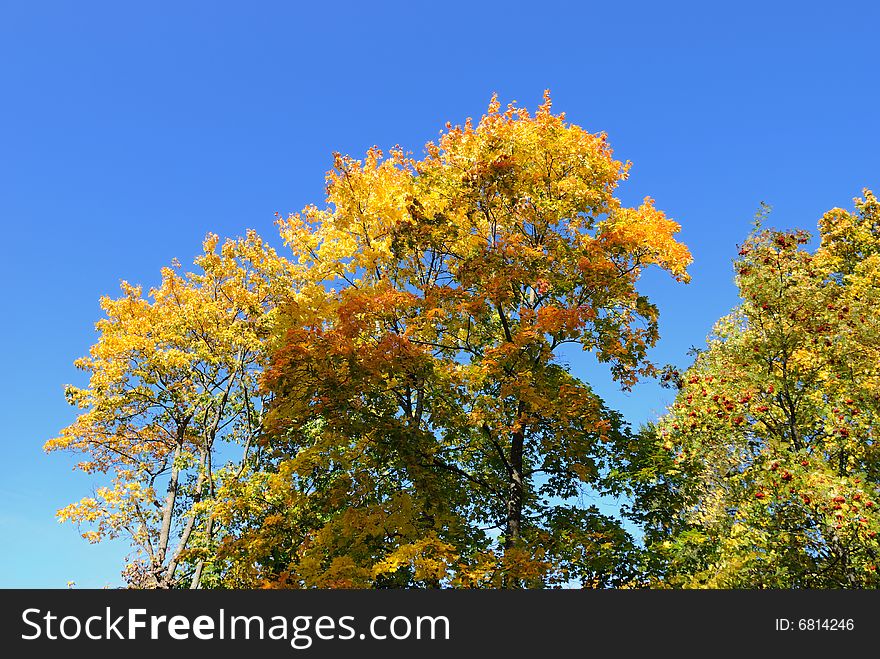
46,232 -> 295,587
48,94 -> 880,589
212,92 -> 691,588
637,192 -> 880,587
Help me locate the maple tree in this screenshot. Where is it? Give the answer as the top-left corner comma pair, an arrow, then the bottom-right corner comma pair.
213,92 -> 692,588
641,192 -> 880,587
48,93 -> 694,589
46,232 -> 295,588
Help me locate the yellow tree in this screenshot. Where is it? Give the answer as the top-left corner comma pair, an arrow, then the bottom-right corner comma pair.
222,92 -> 691,587
647,192 -> 880,587
46,232 -> 295,588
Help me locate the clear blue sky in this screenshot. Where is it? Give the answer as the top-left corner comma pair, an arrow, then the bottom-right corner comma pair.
1,1 -> 878,587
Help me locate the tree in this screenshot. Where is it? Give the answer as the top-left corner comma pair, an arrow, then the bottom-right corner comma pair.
46,232 -> 294,588
645,191 -> 880,587
217,92 -> 691,587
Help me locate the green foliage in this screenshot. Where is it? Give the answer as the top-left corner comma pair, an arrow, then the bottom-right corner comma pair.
642,191 -> 880,588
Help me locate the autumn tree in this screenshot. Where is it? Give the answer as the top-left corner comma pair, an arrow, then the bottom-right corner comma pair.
218,93 -> 692,588
46,232 -> 295,588
644,192 -> 880,587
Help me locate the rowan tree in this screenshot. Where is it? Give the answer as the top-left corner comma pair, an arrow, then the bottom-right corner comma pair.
46,232 -> 295,588
646,192 -> 880,587
220,92 -> 692,588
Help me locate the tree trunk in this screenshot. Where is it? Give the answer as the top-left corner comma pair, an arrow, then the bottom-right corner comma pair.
505,425 -> 525,551
154,441 -> 183,586
189,514 -> 213,589
503,404 -> 526,587
190,446 -> 216,589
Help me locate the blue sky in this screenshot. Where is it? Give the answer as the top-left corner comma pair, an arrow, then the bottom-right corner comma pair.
1,1 -> 878,587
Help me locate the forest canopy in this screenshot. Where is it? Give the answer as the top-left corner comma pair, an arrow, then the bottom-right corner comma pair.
46,93 -> 880,588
